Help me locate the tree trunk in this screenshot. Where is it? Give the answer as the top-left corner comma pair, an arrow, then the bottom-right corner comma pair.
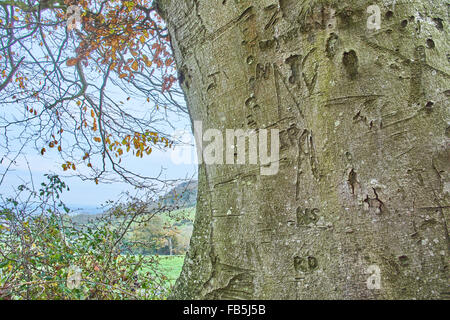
168,237 -> 173,256
156,0 -> 449,299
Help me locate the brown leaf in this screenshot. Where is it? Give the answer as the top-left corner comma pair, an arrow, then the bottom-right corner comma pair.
66,58 -> 78,66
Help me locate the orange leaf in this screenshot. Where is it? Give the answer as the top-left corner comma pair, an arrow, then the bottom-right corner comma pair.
66,58 -> 78,66
144,59 -> 152,67
165,58 -> 173,67
131,60 -> 138,71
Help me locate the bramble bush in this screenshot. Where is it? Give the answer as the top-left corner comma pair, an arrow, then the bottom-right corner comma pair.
0,175 -> 172,300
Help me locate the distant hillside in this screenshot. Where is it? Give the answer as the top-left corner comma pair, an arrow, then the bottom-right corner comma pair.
70,212 -> 107,224
160,180 -> 198,210
68,205 -> 105,216
67,181 -> 198,255
70,180 -> 198,223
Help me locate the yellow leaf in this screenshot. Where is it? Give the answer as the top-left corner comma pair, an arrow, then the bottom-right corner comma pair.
143,56 -> 152,67
131,60 -> 138,71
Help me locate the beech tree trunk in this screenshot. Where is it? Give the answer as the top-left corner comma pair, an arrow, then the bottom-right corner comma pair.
156,0 -> 449,299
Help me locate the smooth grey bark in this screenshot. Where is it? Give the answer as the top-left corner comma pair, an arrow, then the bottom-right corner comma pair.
157,0 -> 449,299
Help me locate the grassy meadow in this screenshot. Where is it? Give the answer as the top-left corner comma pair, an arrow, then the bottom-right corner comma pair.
154,255 -> 185,284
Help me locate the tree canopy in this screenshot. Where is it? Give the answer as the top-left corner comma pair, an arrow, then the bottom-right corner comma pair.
0,0 -> 185,188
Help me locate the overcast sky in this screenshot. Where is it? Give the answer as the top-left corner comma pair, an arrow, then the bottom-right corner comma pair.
1,64 -> 197,213
0,136 -> 198,213
0,94 -> 198,213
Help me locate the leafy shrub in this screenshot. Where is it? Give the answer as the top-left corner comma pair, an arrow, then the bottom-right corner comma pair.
0,175 -> 171,300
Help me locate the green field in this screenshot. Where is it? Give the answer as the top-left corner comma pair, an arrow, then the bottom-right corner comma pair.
69,207 -> 193,288
155,255 -> 185,283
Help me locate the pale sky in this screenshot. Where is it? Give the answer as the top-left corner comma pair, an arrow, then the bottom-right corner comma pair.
0,94 -> 198,213
0,22 -> 197,214
0,137 -> 197,213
